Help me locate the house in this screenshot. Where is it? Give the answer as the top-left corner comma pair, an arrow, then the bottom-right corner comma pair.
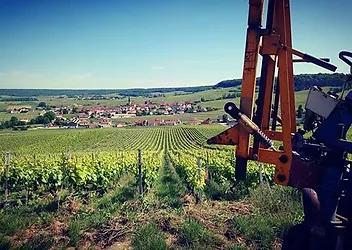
112,113 -> 136,119
78,118 -> 90,128
7,106 -> 31,114
134,120 -> 148,126
78,113 -> 89,119
19,108 -> 30,113
98,118 -> 112,128
115,123 -> 126,128
149,119 -> 162,126
67,118 -> 79,128
164,119 -> 181,126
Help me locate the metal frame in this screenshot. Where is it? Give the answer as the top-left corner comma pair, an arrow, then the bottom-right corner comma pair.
208,0 -> 337,186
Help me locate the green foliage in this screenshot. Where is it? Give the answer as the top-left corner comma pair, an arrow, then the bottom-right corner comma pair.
37,102 -> 47,108
68,220 -> 83,246
214,73 -> 347,91
0,235 -> 11,250
17,234 -> 53,250
232,214 -> 275,249
229,245 -> 247,250
230,186 -> 303,249
132,222 -> 168,250
156,155 -> 186,208
0,126 -> 235,202
1,150 -> 161,196
111,184 -> 137,204
178,219 -> 219,249
32,115 -> 50,124
0,116 -> 21,129
0,126 -> 220,154
204,178 -> 235,200
0,125 -> 302,250
0,209 -> 35,235
0,86 -> 213,97
43,111 -> 56,121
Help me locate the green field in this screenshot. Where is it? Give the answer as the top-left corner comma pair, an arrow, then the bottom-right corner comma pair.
0,125 -> 227,153
0,87 -> 316,249
0,125 -> 302,249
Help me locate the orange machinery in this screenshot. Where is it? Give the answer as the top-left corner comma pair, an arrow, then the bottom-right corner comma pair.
208,0 -> 337,188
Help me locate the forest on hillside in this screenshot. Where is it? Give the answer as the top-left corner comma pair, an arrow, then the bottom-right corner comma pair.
215,73 -> 348,91
0,73 -> 348,97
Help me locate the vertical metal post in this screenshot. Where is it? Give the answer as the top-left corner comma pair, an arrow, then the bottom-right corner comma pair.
197,158 -> 202,180
272,0 -> 294,185
138,149 -> 143,196
121,151 -> 124,168
4,152 -> 10,204
236,0 -> 264,180
206,151 -> 210,181
196,157 -> 202,204
253,0 -> 277,155
259,163 -> 264,186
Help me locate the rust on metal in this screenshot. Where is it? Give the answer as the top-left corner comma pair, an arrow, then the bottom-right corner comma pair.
287,154 -> 322,189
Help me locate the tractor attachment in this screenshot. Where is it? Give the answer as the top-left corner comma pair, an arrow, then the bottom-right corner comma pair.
207,0 -> 337,188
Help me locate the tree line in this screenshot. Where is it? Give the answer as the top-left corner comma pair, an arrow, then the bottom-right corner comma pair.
0,111 -> 56,130
214,73 -> 348,91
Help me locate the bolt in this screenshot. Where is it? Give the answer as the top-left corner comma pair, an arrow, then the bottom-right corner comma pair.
277,174 -> 286,182
279,154 -> 289,163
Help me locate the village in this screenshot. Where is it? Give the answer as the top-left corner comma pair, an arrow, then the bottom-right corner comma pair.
4,97 -> 222,129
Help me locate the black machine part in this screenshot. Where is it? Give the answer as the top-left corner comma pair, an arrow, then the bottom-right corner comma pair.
224,102 -> 274,149
339,51 -> 352,71
290,52 -> 352,250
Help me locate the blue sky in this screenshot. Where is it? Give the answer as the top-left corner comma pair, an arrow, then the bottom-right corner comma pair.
0,0 -> 351,89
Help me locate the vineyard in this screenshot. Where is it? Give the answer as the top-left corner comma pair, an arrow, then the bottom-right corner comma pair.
0,125 -> 302,250
0,125 -> 225,153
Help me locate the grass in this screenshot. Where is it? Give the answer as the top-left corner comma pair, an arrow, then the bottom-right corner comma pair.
204,178 -> 235,200
67,219 -> 84,246
178,219 -> 220,249
17,235 -> 54,250
132,222 -> 168,250
65,176 -> 138,246
0,83 -> 310,249
156,154 -> 186,208
229,185 -> 303,249
0,235 -> 11,250
0,208 -> 37,236
0,179 -> 304,249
